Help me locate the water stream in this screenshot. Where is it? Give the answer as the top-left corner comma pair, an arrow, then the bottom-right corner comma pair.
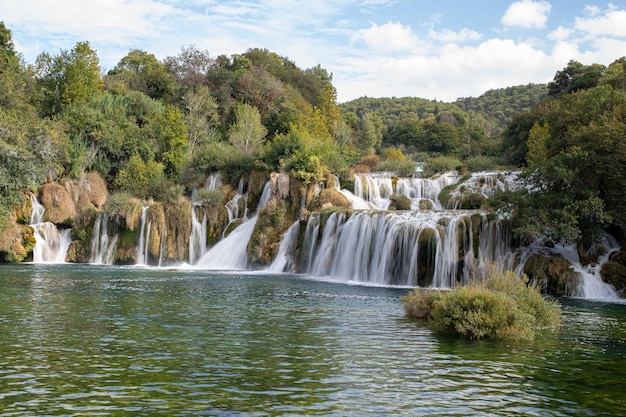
29,194 -> 71,263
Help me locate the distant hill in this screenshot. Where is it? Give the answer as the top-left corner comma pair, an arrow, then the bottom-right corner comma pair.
340,83 -> 548,139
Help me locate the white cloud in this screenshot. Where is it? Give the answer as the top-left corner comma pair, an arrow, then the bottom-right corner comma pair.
501,0 -> 552,29
352,22 -> 421,53
0,0 -> 185,44
334,36 -> 557,102
575,8 -> 626,37
430,28 -> 482,43
548,26 -> 571,42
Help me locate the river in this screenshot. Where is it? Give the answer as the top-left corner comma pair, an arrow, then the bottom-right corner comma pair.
0,264 -> 624,416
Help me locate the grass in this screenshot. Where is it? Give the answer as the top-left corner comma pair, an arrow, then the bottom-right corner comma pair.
402,265 -> 561,341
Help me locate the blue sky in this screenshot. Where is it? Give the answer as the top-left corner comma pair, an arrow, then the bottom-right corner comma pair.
2,0 -> 626,102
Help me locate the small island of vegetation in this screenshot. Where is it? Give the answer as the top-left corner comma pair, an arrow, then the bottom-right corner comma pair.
402,265 -> 562,341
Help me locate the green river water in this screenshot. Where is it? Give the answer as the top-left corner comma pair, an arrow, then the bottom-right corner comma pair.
0,264 -> 624,416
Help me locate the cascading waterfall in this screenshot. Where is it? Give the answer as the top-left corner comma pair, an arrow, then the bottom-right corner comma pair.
300,210 -> 505,287
29,194 -> 71,263
553,236 -> 619,299
225,176 -> 249,223
352,171 -> 459,210
189,204 -> 207,265
268,221 -> 300,273
90,213 -> 118,265
196,182 -> 271,270
136,206 -> 151,265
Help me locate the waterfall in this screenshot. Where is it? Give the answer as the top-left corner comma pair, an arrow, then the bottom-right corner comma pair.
196,182 -> 271,270
225,176 -> 249,223
352,172 -> 459,210
90,213 -> 118,264
136,206 -> 151,265
29,194 -> 71,263
553,236 -> 620,299
268,221 -> 301,273
189,204 -> 207,265
300,210 -> 503,287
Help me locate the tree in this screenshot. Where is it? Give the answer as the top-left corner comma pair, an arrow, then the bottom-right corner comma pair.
548,60 -> 605,98
114,155 -> 165,200
37,41 -> 104,116
358,112 -> 384,153
228,103 -> 267,154
163,45 -> 213,96
108,49 -> 173,100
153,105 -> 188,179
182,85 -> 220,151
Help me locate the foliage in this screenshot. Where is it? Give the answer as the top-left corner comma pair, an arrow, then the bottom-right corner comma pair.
422,156 -> 463,177
228,102 -> 267,154
496,58 -> 626,241
107,49 -> 173,100
36,41 -> 104,116
402,266 -> 561,341
154,104 -> 188,180
114,155 -> 166,200
103,191 -> 143,230
197,188 -> 224,206
463,155 -> 500,172
182,85 -> 220,151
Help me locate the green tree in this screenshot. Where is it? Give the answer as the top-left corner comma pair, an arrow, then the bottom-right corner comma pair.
228,103 -> 267,154
108,49 -> 173,100
114,155 -> 166,200
183,85 -> 220,151
526,121 -> 550,166
358,112 -> 384,153
153,105 -> 188,179
37,41 -> 104,116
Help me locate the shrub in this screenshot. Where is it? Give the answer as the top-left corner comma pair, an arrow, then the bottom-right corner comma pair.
422,155 -> 463,177
197,189 -> 224,206
358,154 -> 380,169
402,265 -> 561,341
377,158 -> 417,176
463,155 -> 500,172
114,155 -> 166,200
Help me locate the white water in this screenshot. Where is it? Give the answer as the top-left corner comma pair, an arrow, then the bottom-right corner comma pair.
225,177 -> 249,224
29,194 -> 71,263
268,221 -> 300,273
90,213 -> 118,265
136,206 -> 151,265
196,182 -> 271,270
301,210 -> 503,287
189,205 -> 207,265
554,236 -> 619,299
352,171 -> 459,210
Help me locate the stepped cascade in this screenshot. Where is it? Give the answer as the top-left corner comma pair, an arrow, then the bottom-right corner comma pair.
26,168 -> 618,299
29,194 -> 71,263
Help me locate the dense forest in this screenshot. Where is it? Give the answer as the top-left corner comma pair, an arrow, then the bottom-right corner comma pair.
1,19 -> 626,264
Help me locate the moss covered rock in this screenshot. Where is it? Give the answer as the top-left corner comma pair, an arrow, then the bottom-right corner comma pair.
601,249 -> 626,297
40,183 -> 77,225
248,198 -> 290,265
309,188 -> 351,212
523,253 -> 578,297
389,194 -> 411,211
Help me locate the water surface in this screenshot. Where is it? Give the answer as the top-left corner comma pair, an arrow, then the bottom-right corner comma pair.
0,264 -> 624,416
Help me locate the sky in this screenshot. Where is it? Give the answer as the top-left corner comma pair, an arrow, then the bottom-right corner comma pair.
2,0 -> 626,102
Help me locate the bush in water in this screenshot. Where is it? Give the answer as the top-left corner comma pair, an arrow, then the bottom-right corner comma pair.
402,265 -> 561,341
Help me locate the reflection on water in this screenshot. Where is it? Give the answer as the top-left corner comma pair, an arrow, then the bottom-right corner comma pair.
0,264 -> 624,416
